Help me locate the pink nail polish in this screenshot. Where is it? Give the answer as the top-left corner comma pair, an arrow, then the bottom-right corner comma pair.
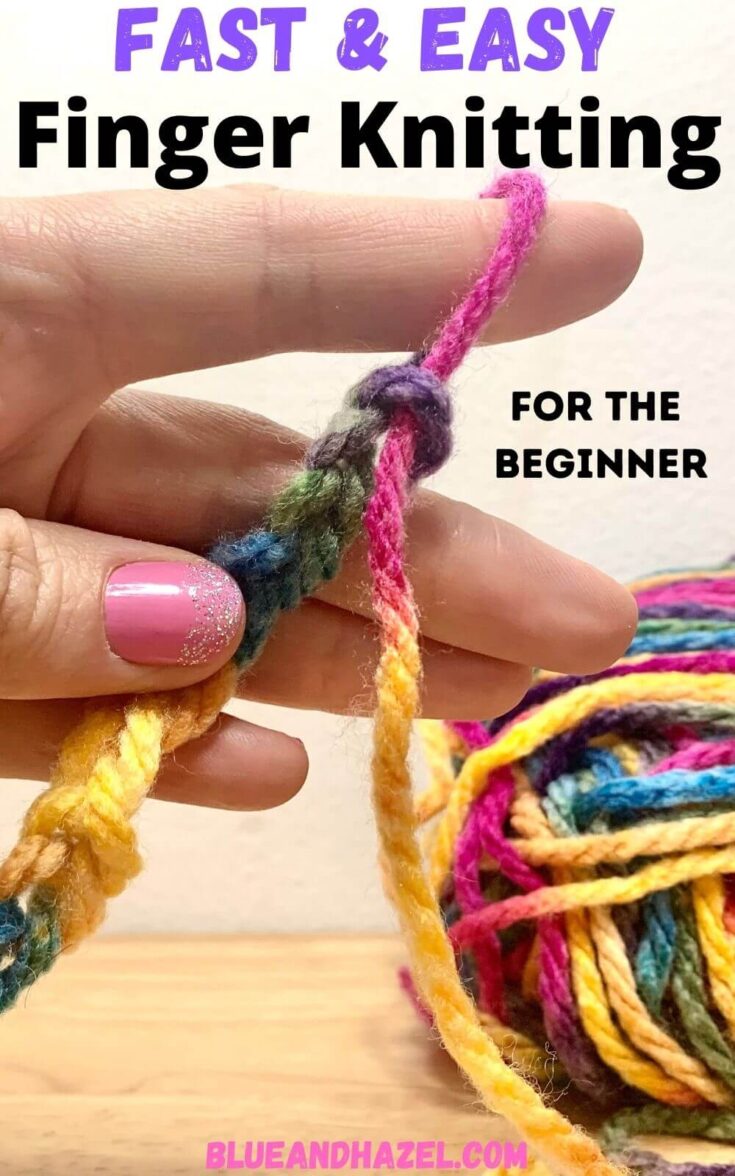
104,561 -> 244,667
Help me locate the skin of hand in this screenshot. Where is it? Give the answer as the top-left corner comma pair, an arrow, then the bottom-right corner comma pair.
0,184 -> 642,811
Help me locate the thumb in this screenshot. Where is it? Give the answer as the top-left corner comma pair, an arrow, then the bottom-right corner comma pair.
0,511 -> 245,700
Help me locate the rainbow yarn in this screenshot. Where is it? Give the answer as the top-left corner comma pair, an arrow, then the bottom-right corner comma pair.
414,561 -> 735,1174
0,171 -> 732,1174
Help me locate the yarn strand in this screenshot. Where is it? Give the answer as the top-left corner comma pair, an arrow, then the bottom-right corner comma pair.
366,174 -> 627,1176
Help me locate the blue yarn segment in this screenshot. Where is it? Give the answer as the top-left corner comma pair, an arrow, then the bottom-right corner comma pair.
208,530 -> 303,667
582,746 -> 625,783
543,770 -> 584,835
0,893 -> 59,1012
210,521 -> 352,667
572,765 -> 735,830
629,627 -> 735,655
635,892 -> 677,1018
543,749 -> 625,835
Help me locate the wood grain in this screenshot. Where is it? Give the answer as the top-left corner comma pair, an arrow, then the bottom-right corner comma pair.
0,935 -> 731,1174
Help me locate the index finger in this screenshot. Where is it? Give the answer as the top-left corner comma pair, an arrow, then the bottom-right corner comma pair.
0,185 -> 642,391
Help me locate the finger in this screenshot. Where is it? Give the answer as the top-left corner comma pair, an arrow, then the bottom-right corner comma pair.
0,186 -> 642,401
0,701 -> 308,811
323,498 -> 638,676
0,512 -> 245,700
238,598 -> 532,719
57,390 -> 637,675
0,508 -> 532,714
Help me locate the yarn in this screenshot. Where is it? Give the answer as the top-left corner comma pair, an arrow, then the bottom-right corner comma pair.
417,563 -> 735,1174
0,171 -> 731,1175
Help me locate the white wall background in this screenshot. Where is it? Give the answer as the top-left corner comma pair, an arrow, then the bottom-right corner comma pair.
0,1 -> 733,931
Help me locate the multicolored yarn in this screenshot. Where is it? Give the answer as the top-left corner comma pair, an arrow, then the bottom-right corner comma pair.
416,563 -> 735,1174
0,171 -> 730,1174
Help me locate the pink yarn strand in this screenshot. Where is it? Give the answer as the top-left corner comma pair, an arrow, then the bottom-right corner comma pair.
423,172 -> 547,383
367,172 -> 548,650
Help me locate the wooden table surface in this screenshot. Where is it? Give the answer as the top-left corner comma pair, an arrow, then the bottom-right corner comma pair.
0,935 -> 731,1175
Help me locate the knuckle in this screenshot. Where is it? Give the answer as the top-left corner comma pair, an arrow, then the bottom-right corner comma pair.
255,186 -> 321,351
0,509 -> 39,621
0,198 -> 112,456
0,201 -> 82,323
256,184 -> 286,316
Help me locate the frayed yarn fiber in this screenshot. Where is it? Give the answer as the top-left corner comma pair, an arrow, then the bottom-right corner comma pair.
0,171 -> 731,1175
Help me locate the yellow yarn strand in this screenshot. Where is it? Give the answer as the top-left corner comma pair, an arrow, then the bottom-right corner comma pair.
692,874 -> 735,1039
478,1010 -> 561,1083
370,599 -> 626,1176
512,809 -> 735,870
588,903 -> 732,1106
564,901 -> 694,1103
12,663 -> 237,949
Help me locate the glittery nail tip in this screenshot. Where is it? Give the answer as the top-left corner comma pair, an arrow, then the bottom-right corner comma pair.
178,562 -> 245,667
104,561 -> 245,668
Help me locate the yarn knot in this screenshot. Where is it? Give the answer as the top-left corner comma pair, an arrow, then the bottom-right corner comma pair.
306,361 -> 451,482
354,362 -> 453,480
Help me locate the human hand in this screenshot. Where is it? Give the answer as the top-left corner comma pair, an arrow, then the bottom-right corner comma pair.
0,184 -> 640,811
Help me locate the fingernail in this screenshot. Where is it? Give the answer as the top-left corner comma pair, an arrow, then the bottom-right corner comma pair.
104,561 -> 244,667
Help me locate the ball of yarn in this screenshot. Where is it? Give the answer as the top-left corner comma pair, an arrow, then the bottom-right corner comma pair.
416,560 -> 735,1172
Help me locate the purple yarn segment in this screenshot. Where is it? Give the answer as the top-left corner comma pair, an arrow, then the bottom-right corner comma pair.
535,914 -> 622,1100
305,361 -> 451,483
454,703 -> 735,801
620,1153 -> 735,1176
354,362 -> 452,480
640,604 -> 735,620
484,651 -> 735,739
527,704 -> 733,795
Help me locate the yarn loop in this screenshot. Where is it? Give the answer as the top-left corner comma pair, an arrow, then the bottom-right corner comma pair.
353,361 -> 453,479
306,359 -> 451,481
